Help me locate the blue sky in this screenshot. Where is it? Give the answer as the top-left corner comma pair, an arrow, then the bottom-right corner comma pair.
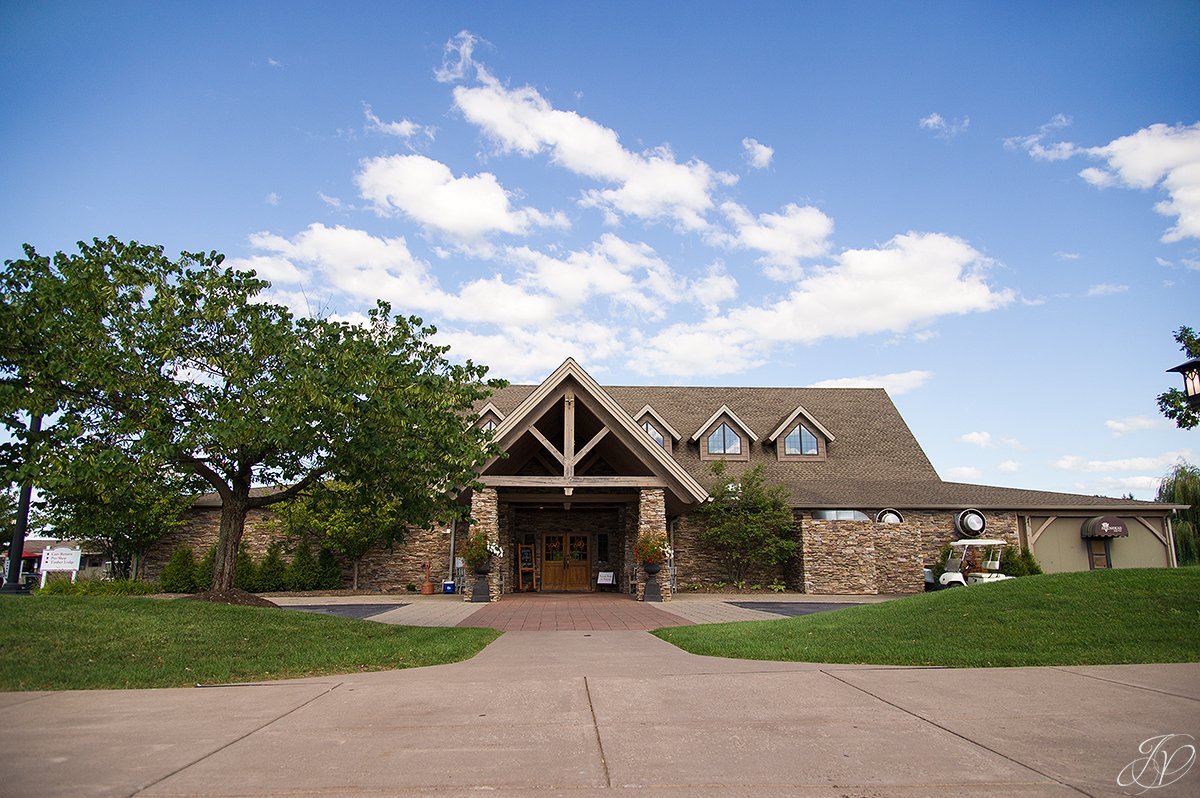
2,1 -> 1198,499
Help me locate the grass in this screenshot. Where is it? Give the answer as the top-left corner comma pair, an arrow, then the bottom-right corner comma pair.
0,596 -> 500,690
653,568 -> 1200,668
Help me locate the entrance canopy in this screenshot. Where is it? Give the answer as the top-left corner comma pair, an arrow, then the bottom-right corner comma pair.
477,358 -> 707,515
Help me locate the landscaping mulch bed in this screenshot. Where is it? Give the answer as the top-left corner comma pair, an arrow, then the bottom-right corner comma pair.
185,588 -> 278,608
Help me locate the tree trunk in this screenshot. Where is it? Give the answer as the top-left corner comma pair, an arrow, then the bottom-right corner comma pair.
352,559 -> 360,591
212,493 -> 249,591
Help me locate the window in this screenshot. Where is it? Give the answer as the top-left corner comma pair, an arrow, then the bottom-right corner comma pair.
642,420 -> 665,448
812,510 -> 869,521
596,533 -> 609,563
707,423 -> 741,455
480,418 -> 497,432
784,424 -> 819,456
1087,538 -> 1111,569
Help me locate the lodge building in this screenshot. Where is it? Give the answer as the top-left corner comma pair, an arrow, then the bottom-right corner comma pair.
144,359 -> 1184,598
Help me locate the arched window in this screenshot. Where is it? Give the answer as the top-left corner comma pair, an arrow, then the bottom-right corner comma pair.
707,422 -> 741,455
784,424 -> 819,456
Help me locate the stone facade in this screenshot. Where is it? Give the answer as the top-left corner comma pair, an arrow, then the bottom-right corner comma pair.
464,488 -> 502,602
634,488 -> 672,602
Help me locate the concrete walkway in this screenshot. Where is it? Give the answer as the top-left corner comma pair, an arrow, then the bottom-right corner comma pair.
4,620 -> 1197,797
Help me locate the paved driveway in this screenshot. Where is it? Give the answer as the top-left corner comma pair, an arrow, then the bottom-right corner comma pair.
4,623 -> 1197,797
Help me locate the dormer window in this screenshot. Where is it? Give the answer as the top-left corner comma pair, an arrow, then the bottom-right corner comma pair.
480,418 -> 498,432
708,423 -> 741,455
693,407 -> 755,462
768,404 -> 833,462
784,424 -> 819,456
476,401 -> 505,434
642,420 -> 666,448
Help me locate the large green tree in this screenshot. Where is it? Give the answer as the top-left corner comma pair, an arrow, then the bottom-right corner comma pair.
1157,462 -> 1199,566
694,462 -> 797,583
1158,325 -> 1199,430
4,237 -> 502,591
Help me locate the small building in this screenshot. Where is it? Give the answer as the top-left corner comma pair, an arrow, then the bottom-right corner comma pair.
145,359 -> 1185,597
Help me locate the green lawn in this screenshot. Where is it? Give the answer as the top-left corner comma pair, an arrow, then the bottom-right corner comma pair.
0,596 -> 499,690
654,568 -> 1200,667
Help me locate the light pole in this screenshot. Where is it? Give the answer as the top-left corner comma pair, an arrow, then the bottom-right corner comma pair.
1167,357 -> 1200,411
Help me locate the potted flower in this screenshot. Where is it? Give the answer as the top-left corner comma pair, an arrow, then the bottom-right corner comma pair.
634,532 -> 671,575
462,530 -> 503,575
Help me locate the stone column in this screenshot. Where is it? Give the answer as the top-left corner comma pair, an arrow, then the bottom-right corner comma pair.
465,488 -> 503,602
635,488 -> 671,602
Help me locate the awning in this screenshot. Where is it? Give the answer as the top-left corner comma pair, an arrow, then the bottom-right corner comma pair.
1082,516 -> 1129,538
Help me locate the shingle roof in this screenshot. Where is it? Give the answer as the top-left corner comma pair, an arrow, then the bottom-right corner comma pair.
482,383 -> 1180,513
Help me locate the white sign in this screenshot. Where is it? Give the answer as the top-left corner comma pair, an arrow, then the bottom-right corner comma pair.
597,571 -> 614,585
41,547 -> 82,572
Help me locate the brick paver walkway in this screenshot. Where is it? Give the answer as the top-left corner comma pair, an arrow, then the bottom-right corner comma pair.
456,591 -> 693,631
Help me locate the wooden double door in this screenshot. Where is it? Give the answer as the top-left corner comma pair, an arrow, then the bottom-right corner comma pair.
541,534 -> 590,591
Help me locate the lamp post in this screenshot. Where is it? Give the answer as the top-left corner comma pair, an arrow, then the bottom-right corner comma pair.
1167,357 -> 1200,411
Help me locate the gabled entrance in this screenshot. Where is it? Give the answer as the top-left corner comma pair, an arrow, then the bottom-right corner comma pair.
461,359 -> 708,603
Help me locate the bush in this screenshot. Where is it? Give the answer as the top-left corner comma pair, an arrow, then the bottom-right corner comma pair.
194,545 -> 216,592
286,542 -> 321,591
36,578 -> 160,596
1001,545 -> 1043,577
160,547 -> 199,593
233,543 -> 258,592
317,548 -> 342,589
256,541 -> 288,592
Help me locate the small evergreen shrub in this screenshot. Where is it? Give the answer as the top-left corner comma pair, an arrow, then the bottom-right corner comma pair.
316,548 -> 342,590
161,547 -> 199,593
1001,545 -> 1043,577
194,545 -> 216,592
256,541 -> 288,592
233,543 -> 258,592
286,542 -> 321,591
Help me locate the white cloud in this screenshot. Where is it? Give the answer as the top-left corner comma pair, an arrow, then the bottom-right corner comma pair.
1004,114 -> 1078,161
1052,450 -> 1193,472
946,466 -> 983,481
1080,122 -> 1200,242
355,154 -> 568,248
1010,119 -> 1200,243
807,370 -> 933,396
998,460 -> 1020,473
267,57 -> 282,68
741,137 -> 774,169
434,321 -> 625,382
435,30 -> 480,83
264,192 -> 280,206
1093,476 -> 1164,494
714,202 -> 834,276
687,262 -> 739,313
1086,283 -> 1128,296
1105,416 -> 1171,437
446,38 -> 734,230
363,104 -> 434,144
919,112 -> 970,140
1054,251 -> 1080,260
637,232 -> 1013,375
959,431 -> 992,448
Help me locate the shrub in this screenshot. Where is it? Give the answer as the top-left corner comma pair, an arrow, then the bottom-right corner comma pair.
317,548 -> 342,590
1001,545 -> 1043,577
194,545 -> 216,592
160,547 -> 199,593
256,541 -> 288,592
36,578 -> 160,596
233,543 -> 258,592
286,542 -> 321,591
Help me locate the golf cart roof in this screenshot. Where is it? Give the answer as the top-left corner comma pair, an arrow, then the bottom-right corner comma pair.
949,539 -> 1008,547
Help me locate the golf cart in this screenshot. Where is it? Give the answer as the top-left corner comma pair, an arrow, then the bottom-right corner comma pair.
938,539 -> 1014,588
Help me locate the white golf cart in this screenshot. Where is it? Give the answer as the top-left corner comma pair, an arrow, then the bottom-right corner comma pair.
938,539 -> 1014,588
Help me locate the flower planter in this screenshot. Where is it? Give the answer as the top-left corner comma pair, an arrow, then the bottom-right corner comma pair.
642,562 -> 662,575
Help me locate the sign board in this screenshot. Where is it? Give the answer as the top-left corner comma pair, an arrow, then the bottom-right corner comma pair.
597,571 -> 615,585
41,547 -> 82,572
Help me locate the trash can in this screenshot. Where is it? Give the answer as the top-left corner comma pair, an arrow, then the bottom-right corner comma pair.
442,580 -> 455,594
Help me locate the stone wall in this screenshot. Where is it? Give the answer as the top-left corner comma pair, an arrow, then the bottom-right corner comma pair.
464,488 -> 502,602
142,506 -> 451,593
669,512 -> 802,589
